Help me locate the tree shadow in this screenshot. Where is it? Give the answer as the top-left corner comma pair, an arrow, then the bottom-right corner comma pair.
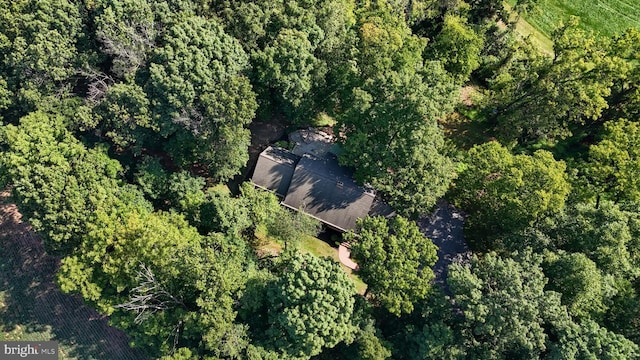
0,191 -> 148,360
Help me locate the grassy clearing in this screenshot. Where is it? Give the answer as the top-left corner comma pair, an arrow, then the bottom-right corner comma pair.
509,0 -> 640,39
255,229 -> 367,294
298,236 -> 368,295
504,3 -> 555,54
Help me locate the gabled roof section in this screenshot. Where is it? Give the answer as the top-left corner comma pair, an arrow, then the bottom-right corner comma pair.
283,153 -> 375,232
251,146 -> 300,197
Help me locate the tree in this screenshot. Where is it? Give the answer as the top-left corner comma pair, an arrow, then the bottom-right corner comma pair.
252,28 -> 322,117
96,82 -> 154,152
425,15 -> 484,81
210,0 -> 356,120
484,17 -> 623,144
605,28 -> 640,121
0,0 -> 84,115
145,16 -> 257,181
335,4 -> 458,217
547,318 -> 639,359
264,253 -> 357,358
546,201 -> 640,279
345,216 -> 438,316
94,0 -> 156,79
582,119 -> 640,204
447,252 -> 561,359
451,141 -> 571,249
0,111 -> 147,253
543,251 -> 610,319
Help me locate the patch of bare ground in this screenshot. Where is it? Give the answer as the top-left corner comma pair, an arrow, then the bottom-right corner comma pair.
0,189 -> 147,360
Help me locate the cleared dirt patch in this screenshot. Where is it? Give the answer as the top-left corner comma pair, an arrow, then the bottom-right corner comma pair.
0,190 -> 147,360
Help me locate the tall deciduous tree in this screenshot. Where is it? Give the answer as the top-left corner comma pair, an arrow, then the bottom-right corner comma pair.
451,141 -> 571,249
448,252 -> 639,359
0,111 -> 146,253
543,251 -> 610,319
94,0 -> 156,79
337,4 -> 458,216
582,118 -> 640,204
485,17 -> 623,144
0,0 -> 84,115
146,16 -> 257,181
346,216 -> 438,316
448,253 -> 556,359
425,14 -> 484,81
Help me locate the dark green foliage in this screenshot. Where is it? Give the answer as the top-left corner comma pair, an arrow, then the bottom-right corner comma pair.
447,252 -> 639,359
94,0 -> 156,79
265,253 -> 357,358
425,15 -> 484,81
484,18 -> 623,144
545,201 -> 640,278
134,156 -> 170,201
451,141 -> 571,249
0,0 -> 84,114
333,3 -> 459,217
146,15 -> 257,181
448,252 -> 556,359
346,216 -> 438,316
2,1 -> 640,358
96,82 -> 154,153
211,0 -> 355,120
252,28 -> 322,116
543,251 -> 610,319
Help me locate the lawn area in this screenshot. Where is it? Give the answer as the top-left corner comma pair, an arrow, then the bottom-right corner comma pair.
509,0 -> 640,39
299,236 -> 368,295
255,228 -> 367,295
504,2 -> 554,54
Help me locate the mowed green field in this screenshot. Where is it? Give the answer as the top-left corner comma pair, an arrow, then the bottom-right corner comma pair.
509,0 -> 640,38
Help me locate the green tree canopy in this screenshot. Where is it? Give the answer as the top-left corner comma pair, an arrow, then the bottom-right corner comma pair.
94,0 -> 157,79
448,253 -> 555,359
0,111 -> 146,253
425,14 -> 484,81
146,16 -> 257,181
451,141 -> 571,249
543,251 -> 611,319
484,17 -> 624,144
264,253 -> 357,358
0,0 -> 84,106
345,216 -> 438,316
581,118 -> 640,204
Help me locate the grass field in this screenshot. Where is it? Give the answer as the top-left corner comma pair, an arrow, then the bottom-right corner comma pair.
509,0 -> 640,38
0,192 -> 147,360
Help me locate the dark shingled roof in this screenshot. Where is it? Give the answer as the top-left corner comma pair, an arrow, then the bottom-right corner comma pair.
251,146 -> 300,197
282,153 -> 375,232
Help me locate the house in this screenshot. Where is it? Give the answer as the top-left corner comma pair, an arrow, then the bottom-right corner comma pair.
251,145 -> 378,232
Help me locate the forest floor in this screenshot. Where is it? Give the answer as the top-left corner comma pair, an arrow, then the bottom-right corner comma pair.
0,190 -> 147,360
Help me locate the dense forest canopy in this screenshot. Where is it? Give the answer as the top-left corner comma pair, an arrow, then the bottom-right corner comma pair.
1,0 -> 640,359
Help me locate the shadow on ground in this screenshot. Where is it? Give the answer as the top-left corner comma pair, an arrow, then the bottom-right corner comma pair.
0,191 -> 147,360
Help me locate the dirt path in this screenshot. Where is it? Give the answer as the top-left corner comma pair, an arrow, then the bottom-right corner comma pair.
0,190 -> 147,360
417,201 -> 471,290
